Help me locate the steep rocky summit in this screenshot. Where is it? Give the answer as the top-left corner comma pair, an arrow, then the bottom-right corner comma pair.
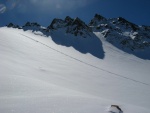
48,16 -> 92,37
89,14 -> 150,51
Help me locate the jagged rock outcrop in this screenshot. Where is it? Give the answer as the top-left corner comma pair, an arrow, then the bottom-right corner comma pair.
7,23 -> 21,29
47,19 -> 65,30
89,14 -> 150,51
89,14 -> 107,26
47,16 -> 92,37
22,22 -> 45,32
66,17 -> 92,37
64,16 -> 74,25
23,22 -> 40,27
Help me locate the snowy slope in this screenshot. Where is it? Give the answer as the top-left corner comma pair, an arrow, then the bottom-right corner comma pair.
0,27 -> 150,113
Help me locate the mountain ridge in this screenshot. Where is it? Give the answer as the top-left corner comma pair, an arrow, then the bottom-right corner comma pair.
6,14 -> 150,59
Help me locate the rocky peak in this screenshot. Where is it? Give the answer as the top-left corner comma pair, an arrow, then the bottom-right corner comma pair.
64,16 -> 73,25
117,17 -> 129,23
7,23 -> 14,27
47,16 -> 91,37
21,22 -> 43,31
115,17 -> 139,31
7,23 -> 20,28
23,22 -> 41,27
66,17 -> 92,37
48,18 -> 65,29
73,17 -> 84,25
72,17 -> 89,29
89,14 -> 106,26
94,14 -> 106,21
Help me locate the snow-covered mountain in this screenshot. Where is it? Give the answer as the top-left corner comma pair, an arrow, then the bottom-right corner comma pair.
1,14 -> 150,113
89,14 -> 150,59
7,14 -> 150,59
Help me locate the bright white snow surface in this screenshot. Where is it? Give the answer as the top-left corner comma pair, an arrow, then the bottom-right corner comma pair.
0,27 -> 150,113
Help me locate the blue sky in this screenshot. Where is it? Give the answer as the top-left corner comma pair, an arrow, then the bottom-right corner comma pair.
0,0 -> 150,27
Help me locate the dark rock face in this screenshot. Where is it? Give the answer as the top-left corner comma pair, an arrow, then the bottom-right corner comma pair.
64,16 -> 73,25
7,23 -> 14,27
48,17 -> 92,37
66,17 -> 92,37
23,22 -> 40,27
22,22 -> 43,32
7,23 -> 20,29
116,17 -> 139,31
47,19 -> 65,29
89,14 -> 106,26
94,14 -> 106,20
